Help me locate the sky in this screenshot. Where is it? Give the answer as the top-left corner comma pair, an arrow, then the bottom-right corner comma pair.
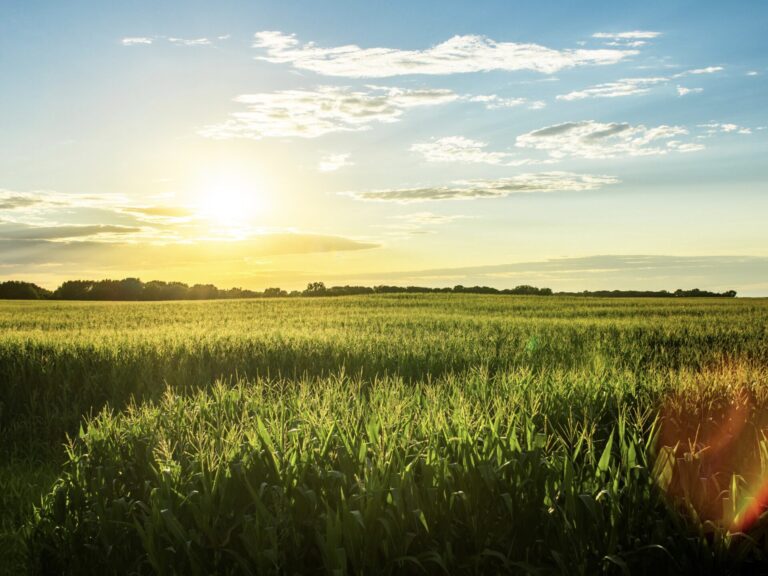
1,0 -> 767,294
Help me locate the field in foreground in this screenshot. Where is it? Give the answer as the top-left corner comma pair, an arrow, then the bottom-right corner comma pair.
1,295 -> 768,574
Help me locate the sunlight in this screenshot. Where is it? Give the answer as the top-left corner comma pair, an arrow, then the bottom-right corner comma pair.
195,173 -> 263,230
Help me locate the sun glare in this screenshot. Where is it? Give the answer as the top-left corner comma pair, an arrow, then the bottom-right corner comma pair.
195,174 -> 263,230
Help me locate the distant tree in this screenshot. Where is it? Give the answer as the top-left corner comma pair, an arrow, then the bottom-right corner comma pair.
165,282 -> 190,300
118,278 -> 144,300
304,282 -> 327,296
0,280 -> 51,299
264,287 -> 287,297
143,280 -> 169,300
189,284 -> 219,300
54,280 -> 93,300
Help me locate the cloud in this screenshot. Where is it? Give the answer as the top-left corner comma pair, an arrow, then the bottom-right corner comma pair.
673,66 -> 724,79
121,37 -> 153,46
0,189 -> 126,216
168,37 -> 212,46
377,212 -> 466,236
677,85 -> 703,96
393,212 -> 465,225
516,120 -> 704,159
557,77 -> 667,100
592,31 -> 661,48
0,233 -> 378,269
592,31 -> 661,40
344,172 -> 618,203
410,136 -> 542,166
468,95 -> 546,110
121,205 -> 196,220
318,153 -> 354,172
199,85 -> 460,140
699,123 -> 752,135
252,31 -> 637,78
686,66 -> 724,75
0,193 -> 43,210
0,223 -> 141,241
121,36 -> 218,47
747,71 -> 759,76
558,66 -> 721,101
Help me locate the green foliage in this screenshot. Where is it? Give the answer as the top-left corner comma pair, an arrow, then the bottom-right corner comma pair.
0,295 -> 766,574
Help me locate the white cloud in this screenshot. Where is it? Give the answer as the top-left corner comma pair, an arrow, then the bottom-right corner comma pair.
344,172 -> 618,203
411,136 -> 542,166
593,31 -> 662,40
699,123 -> 752,135
687,66 -> 724,75
516,120 -> 703,159
379,212 -> 467,236
673,66 -> 724,78
252,31 -> 637,78
676,85 -> 703,96
557,77 -> 667,100
468,94 -> 546,110
318,153 -> 354,172
121,37 -> 153,46
121,36 -> 220,47
747,71 -> 759,76
199,85 -> 459,140
557,66 -> 722,101
592,31 -> 661,48
168,37 -> 212,46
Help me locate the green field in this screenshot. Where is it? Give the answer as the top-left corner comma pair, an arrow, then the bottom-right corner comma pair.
2,295 -> 768,574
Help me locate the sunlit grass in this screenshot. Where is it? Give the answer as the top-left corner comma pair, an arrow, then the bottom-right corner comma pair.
1,295 -> 767,574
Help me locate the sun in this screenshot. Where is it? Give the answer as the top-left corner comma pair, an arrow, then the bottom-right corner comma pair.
195,174 -> 263,229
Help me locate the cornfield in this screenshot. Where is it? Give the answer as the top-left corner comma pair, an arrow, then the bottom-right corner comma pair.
2,295 -> 768,574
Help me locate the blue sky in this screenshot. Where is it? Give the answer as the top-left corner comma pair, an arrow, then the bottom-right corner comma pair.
1,1 -> 767,294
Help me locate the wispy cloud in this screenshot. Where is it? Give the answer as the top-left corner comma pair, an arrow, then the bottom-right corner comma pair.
699,123 -> 752,135
557,77 -> 667,100
516,121 -> 704,159
379,212 -> 466,236
686,66 -> 724,75
318,153 -> 354,172
410,136 -> 543,166
121,37 -> 153,46
121,36 -> 218,47
677,85 -> 703,96
592,31 -> 661,48
252,31 -> 637,78
0,234 -> 379,271
120,205 -> 196,221
0,223 -> 141,241
344,172 -> 618,203
394,212 -> 465,225
168,37 -> 212,46
468,95 -> 546,110
0,192 -> 43,210
747,71 -> 759,76
558,64 -> 723,101
593,31 -> 662,40
199,86 -> 459,140
673,66 -> 724,78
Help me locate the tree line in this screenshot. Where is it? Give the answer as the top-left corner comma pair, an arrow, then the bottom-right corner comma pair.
0,279 -> 737,300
